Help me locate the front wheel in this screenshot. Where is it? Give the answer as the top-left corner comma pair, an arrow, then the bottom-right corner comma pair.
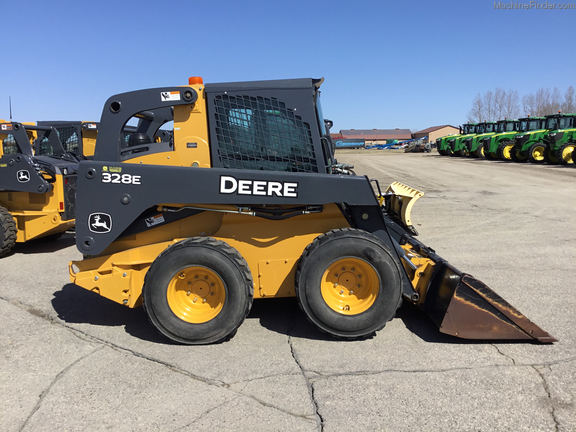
295,228 -> 402,339
544,144 -> 559,164
557,142 -> 575,165
0,206 -> 17,258
143,237 -> 253,345
510,145 -> 527,163
471,145 -> 484,158
497,141 -> 514,161
452,149 -> 466,157
527,142 -> 546,164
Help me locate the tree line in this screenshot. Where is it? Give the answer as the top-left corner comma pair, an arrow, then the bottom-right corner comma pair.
467,86 -> 575,122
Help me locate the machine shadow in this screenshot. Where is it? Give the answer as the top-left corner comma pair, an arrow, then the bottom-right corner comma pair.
53,284 -> 526,345
248,297 -> 465,344
13,232 -> 76,255
52,283 -> 170,344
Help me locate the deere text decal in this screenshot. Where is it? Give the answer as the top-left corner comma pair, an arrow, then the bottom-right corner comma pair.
219,175 -> 298,198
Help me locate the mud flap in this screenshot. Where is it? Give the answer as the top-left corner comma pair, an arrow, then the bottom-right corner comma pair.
424,263 -> 557,343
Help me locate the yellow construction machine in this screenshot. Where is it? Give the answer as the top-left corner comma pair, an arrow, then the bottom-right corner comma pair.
0,122 -> 79,256
68,77 -> 556,344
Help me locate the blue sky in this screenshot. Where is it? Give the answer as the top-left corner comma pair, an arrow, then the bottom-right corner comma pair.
2,0 -> 574,132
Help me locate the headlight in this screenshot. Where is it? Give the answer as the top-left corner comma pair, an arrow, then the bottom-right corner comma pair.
550,133 -> 557,136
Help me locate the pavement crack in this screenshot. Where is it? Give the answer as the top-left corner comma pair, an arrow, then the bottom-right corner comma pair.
532,365 -> 559,432
491,344 -> 517,365
18,346 -> 104,432
170,397 -> 239,431
288,321 -> 324,432
2,296 -> 315,422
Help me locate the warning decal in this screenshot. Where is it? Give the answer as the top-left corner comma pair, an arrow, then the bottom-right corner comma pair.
1,124 -> 12,131
145,214 -> 166,228
160,91 -> 181,102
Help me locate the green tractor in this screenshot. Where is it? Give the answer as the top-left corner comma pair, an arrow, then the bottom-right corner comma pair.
544,112 -> 576,165
464,121 -> 497,158
481,119 -> 519,161
436,130 -> 462,156
446,123 -> 478,157
511,117 -> 550,163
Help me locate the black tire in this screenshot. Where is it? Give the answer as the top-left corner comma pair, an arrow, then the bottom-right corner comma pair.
295,228 -> 402,339
471,145 -> 484,158
143,237 -> 253,345
485,152 -> 498,161
510,145 -> 527,163
543,143 -> 559,164
497,141 -> 514,161
452,149 -> 466,157
527,142 -> 546,164
0,206 -> 17,258
557,142 -> 576,165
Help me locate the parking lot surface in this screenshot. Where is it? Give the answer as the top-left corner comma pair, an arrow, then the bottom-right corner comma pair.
1,151 -> 575,431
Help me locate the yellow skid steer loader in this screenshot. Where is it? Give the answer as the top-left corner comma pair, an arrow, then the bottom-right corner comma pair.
69,77 -> 556,344
1,122 -> 79,256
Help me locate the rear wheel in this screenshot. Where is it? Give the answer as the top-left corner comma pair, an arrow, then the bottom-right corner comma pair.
0,206 -> 17,258
295,228 -> 402,339
557,142 -> 575,165
497,141 -> 514,161
143,237 -> 253,344
527,142 -> 546,164
485,152 -> 499,161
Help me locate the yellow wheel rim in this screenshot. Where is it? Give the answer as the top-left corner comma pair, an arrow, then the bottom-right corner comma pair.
166,266 -> 225,323
562,145 -> 575,163
320,258 -> 379,315
503,145 -> 513,159
480,147 -> 485,157
532,145 -> 545,161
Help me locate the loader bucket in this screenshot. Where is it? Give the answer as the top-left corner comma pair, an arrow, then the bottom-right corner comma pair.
397,235 -> 557,343
423,263 -> 557,343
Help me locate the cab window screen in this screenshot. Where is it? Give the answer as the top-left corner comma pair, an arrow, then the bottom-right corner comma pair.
55,126 -> 79,153
213,94 -> 318,172
2,134 -> 18,155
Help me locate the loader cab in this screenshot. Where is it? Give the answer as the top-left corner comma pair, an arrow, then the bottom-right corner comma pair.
95,78 -> 334,174
37,121 -> 99,158
205,78 -> 331,173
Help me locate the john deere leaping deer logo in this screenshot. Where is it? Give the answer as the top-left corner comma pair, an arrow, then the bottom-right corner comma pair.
88,213 -> 112,233
17,170 -> 30,183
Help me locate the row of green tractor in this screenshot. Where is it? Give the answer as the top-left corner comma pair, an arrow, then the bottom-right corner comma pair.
436,112 -> 576,165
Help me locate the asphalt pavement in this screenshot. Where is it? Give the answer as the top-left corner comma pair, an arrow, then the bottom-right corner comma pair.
1,151 -> 575,431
